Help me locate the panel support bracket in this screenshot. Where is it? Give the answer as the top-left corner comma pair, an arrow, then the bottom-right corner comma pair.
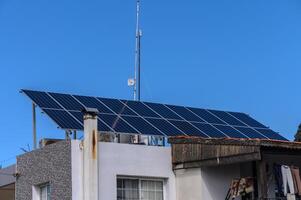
32,102 -> 37,150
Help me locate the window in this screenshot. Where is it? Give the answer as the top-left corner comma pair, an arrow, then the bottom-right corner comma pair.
40,183 -> 51,200
117,178 -> 164,200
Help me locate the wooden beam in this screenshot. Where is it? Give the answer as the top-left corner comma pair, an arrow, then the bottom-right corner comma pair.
173,152 -> 261,169
256,160 -> 267,199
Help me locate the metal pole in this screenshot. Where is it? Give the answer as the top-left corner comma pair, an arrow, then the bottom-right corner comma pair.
32,103 -> 37,150
65,131 -> 70,140
138,30 -> 141,101
134,0 -> 141,101
73,130 -> 77,140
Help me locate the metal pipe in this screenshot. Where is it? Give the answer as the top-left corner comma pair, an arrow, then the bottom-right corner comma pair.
32,103 -> 37,150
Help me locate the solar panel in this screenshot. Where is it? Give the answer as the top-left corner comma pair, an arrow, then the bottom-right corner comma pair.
168,120 -> 208,137
234,127 -> 266,139
73,95 -> 113,114
123,100 -> 160,118
99,114 -> 138,134
191,123 -> 226,138
144,118 -> 184,136
213,125 -> 247,139
144,102 -> 182,120
166,105 -> 205,122
98,98 -> 137,116
122,116 -> 164,136
25,90 -> 62,109
43,109 -> 83,130
21,89 -> 288,140
254,128 -> 287,141
49,92 -> 83,111
187,107 -> 226,125
207,110 -> 246,126
228,112 -> 267,128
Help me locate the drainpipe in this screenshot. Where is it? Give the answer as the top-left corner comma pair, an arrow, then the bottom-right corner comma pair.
83,107 -> 99,200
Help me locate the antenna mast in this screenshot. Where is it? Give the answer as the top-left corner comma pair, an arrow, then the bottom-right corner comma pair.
132,0 -> 142,101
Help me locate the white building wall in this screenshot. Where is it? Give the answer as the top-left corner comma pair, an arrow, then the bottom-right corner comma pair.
175,168 -> 202,200
71,140 -> 83,200
200,164 -> 241,200
175,164 -> 241,200
71,141 -> 176,200
98,142 -> 176,200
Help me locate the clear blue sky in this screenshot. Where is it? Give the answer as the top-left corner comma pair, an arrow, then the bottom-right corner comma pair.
0,0 -> 301,166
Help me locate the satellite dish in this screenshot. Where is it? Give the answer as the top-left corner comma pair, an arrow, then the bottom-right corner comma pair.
128,78 -> 135,86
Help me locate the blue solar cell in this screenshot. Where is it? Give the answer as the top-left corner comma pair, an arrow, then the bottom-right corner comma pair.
187,108 -> 226,125
228,112 -> 267,128
99,98 -> 137,116
208,110 -> 246,126
192,123 -> 226,138
49,93 -> 83,111
255,128 -> 287,141
122,101 -> 160,118
43,109 -> 83,130
234,127 -> 266,139
213,125 -> 247,138
73,95 -> 113,114
122,116 -> 164,136
98,114 -> 138,134
166,105 -> 205,122
145,118 -> 184,136
23,90 -> 62,109
71,111 -> 112,132
143,102 -> 182,120
168,120 -> 208,137
22,90 -> 288,141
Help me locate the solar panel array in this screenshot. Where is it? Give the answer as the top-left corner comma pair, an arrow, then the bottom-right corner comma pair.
22,89 -> 287,141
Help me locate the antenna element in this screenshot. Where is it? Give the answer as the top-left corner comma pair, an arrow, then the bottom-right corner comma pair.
129,0 -> 142,101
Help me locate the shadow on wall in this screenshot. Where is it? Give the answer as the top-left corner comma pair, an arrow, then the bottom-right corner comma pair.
201,164 -> 240,200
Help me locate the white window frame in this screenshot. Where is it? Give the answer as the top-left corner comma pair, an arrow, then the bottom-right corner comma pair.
32,182 -> 51,200
117,176 -> 165,200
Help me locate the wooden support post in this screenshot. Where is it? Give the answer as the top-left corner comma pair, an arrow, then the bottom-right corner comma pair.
252,161 -> 258,198
257,160 -> 268,199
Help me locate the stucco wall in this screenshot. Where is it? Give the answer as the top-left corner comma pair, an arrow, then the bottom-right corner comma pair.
99,142 -> 176,200
71,141 -> 176,200
71,140 -> 83,200
15,141 -> 72,200
200,164 -> 240,200
175,168 -> 202,200
175,164 -> 241,200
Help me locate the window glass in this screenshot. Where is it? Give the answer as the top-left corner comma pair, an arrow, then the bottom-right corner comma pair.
117,178 -> 163,200
117,179 -> 139,200
40,184 -> 50,200
141,180 -> 163,200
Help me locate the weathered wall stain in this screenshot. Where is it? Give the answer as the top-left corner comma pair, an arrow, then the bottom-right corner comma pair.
92,130 -> 97,160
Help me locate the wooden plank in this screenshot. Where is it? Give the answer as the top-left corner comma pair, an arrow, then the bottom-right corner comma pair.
171,142 -> 261,165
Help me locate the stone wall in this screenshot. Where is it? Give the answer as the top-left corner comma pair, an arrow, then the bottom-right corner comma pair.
15,140 -> 72,200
